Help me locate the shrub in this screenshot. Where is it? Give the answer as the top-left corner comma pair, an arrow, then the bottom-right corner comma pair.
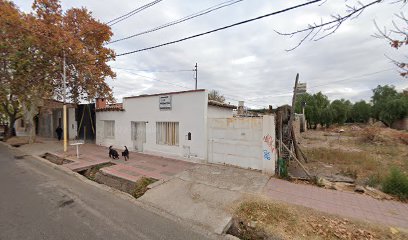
365,173 -> 382,188
382,168 -> 408,200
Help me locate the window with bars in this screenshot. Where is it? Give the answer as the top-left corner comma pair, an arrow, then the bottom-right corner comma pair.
156,122 -> 179,146
104,120 -> 115,138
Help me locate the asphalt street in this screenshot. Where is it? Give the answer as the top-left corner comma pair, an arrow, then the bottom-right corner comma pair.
0,144 -> 214,240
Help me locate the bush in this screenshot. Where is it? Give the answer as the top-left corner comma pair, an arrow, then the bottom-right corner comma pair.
366,173 -> 382,188
382,168 -> 408,200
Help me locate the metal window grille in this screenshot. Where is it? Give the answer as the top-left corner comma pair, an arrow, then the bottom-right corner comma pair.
156,122 -> 179,146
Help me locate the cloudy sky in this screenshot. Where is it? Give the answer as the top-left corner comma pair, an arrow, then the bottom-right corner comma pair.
13,0 -> 408,108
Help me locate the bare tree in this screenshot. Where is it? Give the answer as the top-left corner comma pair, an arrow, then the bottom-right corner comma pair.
374,12 -> 408,78
276,0 -> 406,51
208,90 -> 226,103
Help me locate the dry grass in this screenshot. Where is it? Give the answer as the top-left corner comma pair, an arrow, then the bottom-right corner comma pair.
231,198 -> 407,240
301,126 -> 408,182
304,148 -> 379,179
132,177 -> 157,198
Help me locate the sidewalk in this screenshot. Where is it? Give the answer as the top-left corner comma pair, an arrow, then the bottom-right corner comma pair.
52,143 -> 195,182
264,178 -> 408,229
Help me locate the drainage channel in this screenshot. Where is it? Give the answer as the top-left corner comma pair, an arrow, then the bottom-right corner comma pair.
41,153 -> 157,199
42,153 -> 74,165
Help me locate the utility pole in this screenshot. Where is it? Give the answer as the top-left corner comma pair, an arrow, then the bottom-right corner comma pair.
194,63 -> 198,90
63,52 -> 67,152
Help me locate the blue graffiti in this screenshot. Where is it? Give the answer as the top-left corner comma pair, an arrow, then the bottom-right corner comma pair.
263,150 -> 271,160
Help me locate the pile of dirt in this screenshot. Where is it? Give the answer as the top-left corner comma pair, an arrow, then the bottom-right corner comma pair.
6,136 -> 42,146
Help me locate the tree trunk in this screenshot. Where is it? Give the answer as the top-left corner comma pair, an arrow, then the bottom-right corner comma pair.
7,115 -> 16,139
22,100 -> 40,144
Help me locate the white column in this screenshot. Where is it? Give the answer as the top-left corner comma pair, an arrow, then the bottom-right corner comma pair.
262,115 -> 276,175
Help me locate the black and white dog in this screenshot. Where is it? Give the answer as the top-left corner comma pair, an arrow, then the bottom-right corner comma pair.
108,146 -> 119,159
122,146 -> 129,161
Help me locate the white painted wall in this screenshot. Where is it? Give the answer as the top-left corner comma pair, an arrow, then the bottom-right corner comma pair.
208,117 -> 264,170
208,105 -> 234,119
68,107 -> 77,140
262,115 -> 276,174
208,116 -> 276,174
96,90 -> 208,162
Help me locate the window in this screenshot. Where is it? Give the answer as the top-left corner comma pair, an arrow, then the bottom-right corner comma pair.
156,122 -> 179,146
104,121 -> 115,138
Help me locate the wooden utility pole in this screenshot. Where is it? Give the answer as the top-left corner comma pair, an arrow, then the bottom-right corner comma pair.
288,73 -> 304,162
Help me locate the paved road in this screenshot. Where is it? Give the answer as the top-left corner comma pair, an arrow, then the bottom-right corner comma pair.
0,144 -> 214,240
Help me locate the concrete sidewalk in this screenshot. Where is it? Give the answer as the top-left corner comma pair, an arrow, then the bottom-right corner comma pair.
264,178 -> 408,229
52,144 -> 195,182
16,139 -> 195,183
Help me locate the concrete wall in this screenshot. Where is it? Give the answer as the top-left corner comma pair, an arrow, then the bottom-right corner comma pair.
208,116 -> 276,174
262,115 -> 276,174
96,90 -> 208,162
68,108 -> 77,139
15,119 -> 28,136
392,117 -> 408,131
208,105 -> 234,119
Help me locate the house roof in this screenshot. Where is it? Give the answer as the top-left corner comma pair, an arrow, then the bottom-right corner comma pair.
208,100 -> 236,109
95,107 -> 125,112
123,89 -> 206,99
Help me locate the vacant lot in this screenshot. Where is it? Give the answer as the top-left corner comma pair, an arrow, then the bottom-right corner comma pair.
229,197 -> 407,240
299,124 -> 408,189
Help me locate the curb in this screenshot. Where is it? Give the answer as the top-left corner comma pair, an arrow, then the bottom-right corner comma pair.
0,141 -> 222,239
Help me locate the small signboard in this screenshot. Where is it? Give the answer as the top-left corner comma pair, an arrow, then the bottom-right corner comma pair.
159,95 -> 172,110
295,82 -> 307,95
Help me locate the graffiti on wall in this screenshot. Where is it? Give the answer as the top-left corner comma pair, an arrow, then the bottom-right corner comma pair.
263,150 -> 271,160
263,134 -> 276,152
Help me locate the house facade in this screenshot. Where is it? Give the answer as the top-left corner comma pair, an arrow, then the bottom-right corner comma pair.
96,89 -> 277,174
15,99 -> 77,139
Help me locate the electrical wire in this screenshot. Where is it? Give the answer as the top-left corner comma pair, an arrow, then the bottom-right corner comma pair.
107,0 -> 164,27
108,0 -> 245,44
116,0 -> 322,57
112,66 -> 193,73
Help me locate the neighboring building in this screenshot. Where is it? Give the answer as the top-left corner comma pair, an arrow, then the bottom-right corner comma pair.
76,103 -> 96,142
16,99 -> 77,139
96,89 -> 277,174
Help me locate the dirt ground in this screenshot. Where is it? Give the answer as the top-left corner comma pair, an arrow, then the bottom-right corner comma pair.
297,123 -> 408,188
229,197 -> 408,240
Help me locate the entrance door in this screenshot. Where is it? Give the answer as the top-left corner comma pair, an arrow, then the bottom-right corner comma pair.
131,121 -> 146,152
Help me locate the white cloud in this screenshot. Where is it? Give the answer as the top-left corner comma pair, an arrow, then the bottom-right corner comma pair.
231,55 -> 257,65
12,0 -> 408,108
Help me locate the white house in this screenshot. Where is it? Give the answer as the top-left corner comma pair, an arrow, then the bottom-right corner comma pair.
96,89 -> 277,174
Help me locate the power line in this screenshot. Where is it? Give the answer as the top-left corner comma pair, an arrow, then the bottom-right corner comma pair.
108,0 -> 245,44
115,69 -> 267,107
75,0 -> 323,66
308,68 -> 394,89
107,0 -> 164,27
116,0 -> 323,57
117,69 -> 191,89
112,66 -> 193,73
246,68 -> 396,101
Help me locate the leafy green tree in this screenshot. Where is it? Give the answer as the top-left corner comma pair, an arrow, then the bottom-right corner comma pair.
371,85 -> 408,126
331,99 -> 352,124
371,85 -> 399,120
379,96 -> 408,126
295,92 -> 330,129
351,100 -> 371,123
320,106 -> 335,128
